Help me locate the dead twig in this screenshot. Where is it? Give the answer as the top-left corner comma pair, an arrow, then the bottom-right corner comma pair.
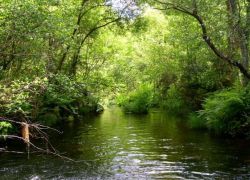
0,118 -> 74,162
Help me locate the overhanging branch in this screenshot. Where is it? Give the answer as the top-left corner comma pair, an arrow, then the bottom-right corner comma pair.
154,0 -> 250,78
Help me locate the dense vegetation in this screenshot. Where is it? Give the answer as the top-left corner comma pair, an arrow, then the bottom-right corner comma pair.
0,0 -> 249,138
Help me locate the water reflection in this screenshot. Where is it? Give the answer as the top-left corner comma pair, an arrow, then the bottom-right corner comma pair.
0,108 -> 250,179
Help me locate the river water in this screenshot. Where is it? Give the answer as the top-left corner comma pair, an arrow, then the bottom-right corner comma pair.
1,108 -> 250,179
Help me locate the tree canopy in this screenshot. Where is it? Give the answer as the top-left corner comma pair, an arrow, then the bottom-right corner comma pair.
0,0 -> 250,137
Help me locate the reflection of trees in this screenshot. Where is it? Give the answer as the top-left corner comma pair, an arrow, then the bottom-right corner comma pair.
54,109 -> 250,176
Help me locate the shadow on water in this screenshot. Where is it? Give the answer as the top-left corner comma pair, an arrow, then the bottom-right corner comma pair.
0,107 -> 250,179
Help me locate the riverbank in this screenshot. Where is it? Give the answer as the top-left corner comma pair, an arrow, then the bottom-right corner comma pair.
0,75 -> 103,135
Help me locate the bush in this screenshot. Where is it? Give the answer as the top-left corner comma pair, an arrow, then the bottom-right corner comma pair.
0,74 -> 100,125
0,77 -> 48,119
117,85 -> 153,114
198,87 -> 250,137
42,74 -> 99,117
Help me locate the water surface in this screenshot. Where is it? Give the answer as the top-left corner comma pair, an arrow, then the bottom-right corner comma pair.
1,108 -> 250,179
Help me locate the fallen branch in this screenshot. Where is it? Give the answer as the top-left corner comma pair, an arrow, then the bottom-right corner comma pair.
0,117 -> 63,134
0,118 -> 74,162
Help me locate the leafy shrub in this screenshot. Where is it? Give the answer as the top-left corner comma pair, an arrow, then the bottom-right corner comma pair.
0,122 -> 12,135
198,87 -> 250,137
0,77 -> 48,119
117,85 -> 153,114
0,74 -> 100,125
42,74 -> 99,116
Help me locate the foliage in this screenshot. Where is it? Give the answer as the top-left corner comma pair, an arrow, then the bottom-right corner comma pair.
0,0 -> 249,139
198,87 -> 250,137
42,74 -> 99,117
0,75 -> 99,125
117,85 -> 153,114
0,77 -> 48,119
0,122 -> 12,135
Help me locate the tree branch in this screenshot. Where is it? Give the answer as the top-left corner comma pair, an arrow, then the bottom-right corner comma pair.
57,1 -> 107,72
2,135 -> 75,161
69,17 -> 121,75
154,0 -> 250,79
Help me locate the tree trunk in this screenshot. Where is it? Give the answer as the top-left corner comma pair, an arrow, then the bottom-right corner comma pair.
226,0 -> 238,59
57,0 -> 89,72
227,0 -> 249,85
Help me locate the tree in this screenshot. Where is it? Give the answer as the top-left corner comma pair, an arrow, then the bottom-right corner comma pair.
142,0 -> 250,84
56,0 -> 121,76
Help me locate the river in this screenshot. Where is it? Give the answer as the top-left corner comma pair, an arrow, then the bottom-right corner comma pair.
0,108 -> 250,179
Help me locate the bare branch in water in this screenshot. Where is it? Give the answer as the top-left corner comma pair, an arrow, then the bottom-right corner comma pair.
0,117 -> 63,134
2,135 -> 75,162
0,117 -> 74,162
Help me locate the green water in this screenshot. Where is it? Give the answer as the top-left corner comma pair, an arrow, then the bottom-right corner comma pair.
0,108 -> 250,179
